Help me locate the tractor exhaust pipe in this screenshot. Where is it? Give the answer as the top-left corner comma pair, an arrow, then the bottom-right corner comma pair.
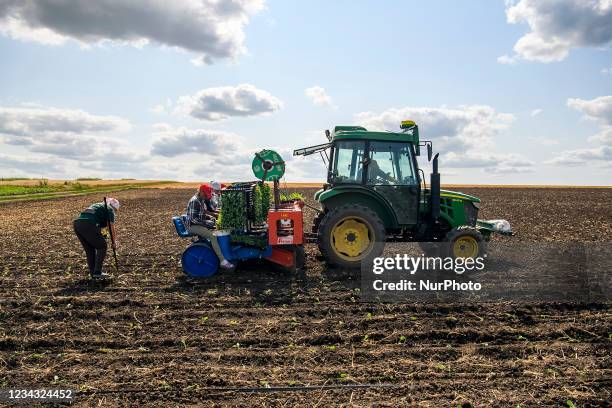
430,153 -> 440,220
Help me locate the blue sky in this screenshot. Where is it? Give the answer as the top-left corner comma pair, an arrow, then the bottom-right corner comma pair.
0,0 -> 610,184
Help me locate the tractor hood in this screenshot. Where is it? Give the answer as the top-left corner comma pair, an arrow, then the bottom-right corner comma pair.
318,187 -> 481,203
440,189 -> 481,203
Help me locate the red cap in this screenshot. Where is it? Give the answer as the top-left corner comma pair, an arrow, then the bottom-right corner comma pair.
199,183 -> 212,199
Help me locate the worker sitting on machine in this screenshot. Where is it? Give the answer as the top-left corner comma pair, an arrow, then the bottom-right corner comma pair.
357,158 -> 395,184
210,180 -> 222,209
185,184 -> 234,269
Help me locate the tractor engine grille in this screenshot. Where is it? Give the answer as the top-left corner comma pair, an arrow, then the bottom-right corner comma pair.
464,202 -> 478,226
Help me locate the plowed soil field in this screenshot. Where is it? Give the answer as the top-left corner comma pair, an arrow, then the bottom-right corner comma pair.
0,187 -> 610,407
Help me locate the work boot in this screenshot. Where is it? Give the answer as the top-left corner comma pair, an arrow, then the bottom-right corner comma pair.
91,271 -> 112,280
220,260 -> 235,270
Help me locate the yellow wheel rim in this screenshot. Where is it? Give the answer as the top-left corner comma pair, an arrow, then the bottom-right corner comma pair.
331,217 -> 373,261
452,236 -> 479,258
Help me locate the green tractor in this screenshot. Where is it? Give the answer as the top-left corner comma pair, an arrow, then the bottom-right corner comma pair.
294,120 -> 512,268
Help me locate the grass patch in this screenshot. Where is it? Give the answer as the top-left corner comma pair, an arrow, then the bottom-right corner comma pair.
0,185 -> 58,196
0,181 -> 177,202
0,181 -> 95,197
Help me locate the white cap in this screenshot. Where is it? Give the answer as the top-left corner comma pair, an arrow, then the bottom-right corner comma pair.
106,197 -> 120,210
210,181 -> 221,191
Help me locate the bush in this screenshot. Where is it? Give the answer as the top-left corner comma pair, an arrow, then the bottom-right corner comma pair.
71,181 -> 85,191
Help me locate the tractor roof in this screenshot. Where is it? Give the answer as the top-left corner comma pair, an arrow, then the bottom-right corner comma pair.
332,125 -> 419,145
293,121 -> 422,157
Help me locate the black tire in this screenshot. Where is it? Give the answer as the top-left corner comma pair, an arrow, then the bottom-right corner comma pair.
312,211 -> 325,233
318,203 -> 386,269
442,227 -> 486,259
316,212 -> 327,255
294,245 -> 305,269
292,245 -> 307,280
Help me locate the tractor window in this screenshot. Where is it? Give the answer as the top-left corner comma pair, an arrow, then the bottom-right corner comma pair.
331,141 -> 365,184
367,142 -> 416,185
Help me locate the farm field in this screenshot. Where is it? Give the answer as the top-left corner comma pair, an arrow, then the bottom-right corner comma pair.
0,186 -> 610,406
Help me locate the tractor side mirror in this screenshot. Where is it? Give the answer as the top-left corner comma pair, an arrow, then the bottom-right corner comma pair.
427,144 -> 433,162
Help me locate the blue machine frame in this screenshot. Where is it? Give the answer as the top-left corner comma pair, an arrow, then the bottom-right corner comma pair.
172,216 -> 273,278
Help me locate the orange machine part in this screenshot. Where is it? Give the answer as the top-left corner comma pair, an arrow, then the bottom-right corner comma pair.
267,205 -> 303,246
265,247 -> 295,268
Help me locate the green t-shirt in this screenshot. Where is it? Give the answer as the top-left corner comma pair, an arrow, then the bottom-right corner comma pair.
76,202 -> 115,228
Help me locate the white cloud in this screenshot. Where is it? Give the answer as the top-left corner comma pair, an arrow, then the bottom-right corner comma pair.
548,95 -> 612,164
0,105 -> 130,139
497,54 -> 518,64
590,127 -> 612,145
501,0 -> 612,63
150,98 -> 173,115
0,153 -> 65,176
354,104 -> 529,173
304,86 -> 337,109
444,151 -> 534,173
567,95 -> 612,145
602,67 -> 612,75
148,124 -> 326,181
355,105 -> 514,153
567,95 -> 612,126
150,124 -> 247,159
174,84 -> 283,121
545,145 -> 612,165
530,108 -> 543,116
0,0 -> 265,65
0,104 -> 146,175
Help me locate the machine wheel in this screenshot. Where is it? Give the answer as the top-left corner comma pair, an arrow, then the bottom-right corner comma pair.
318,204 -> 386,268
181,243 -> 219,278
288,245 -> 307,279
443,227 -> 486,259
295,245 -> 305,269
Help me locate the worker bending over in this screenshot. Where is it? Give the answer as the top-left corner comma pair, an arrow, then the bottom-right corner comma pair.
73,198 -> 119,279
185,184 -> 234,269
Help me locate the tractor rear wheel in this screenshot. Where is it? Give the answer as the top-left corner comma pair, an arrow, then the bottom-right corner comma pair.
318,204 -> 386,268
443,227 -> 486,259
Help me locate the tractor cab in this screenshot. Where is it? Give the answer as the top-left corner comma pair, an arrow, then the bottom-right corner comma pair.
294,121 -> 512,268
325,123 -> 422,226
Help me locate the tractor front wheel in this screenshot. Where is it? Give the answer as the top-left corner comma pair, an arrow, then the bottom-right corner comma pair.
318,204 -> 386,268
443,227 -> 486,260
